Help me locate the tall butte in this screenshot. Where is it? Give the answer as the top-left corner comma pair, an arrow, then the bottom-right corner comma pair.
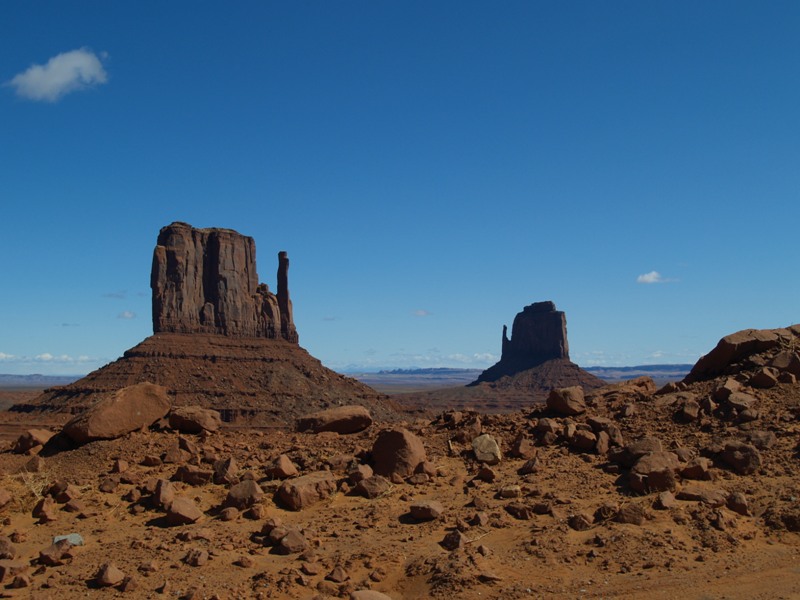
16,222 -> 393,425
470,301 -> 605,393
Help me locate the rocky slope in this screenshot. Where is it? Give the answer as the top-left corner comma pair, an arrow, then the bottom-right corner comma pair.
1,325 -> 799,598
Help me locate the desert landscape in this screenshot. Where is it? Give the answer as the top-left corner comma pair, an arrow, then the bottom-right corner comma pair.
1,223 -> 799,599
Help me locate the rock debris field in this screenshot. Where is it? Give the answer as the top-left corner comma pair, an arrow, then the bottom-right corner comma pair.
1,325 -> 800,599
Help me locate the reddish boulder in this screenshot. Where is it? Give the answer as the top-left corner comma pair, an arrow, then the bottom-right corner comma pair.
547,386 -> 587,416
688,326 -> 794,381
629,451 -> 680,493
169,406 -> 221,433
265,454 -> 298,479
225,480 -> 264,510
296,405 -> 373,434
165,497 -> 203,525
371,428 -> 427,479
277,472 -> 337,510
12,429 -> 54,454
62,382 -> 170,444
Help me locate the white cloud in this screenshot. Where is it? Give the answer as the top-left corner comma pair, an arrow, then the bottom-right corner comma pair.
8,48 -> 108,102
637,270 -> 666,284
35,353 -> 54,361
118,311 -> 136,319
0,352 -> 15,360
412,309 -> 432,317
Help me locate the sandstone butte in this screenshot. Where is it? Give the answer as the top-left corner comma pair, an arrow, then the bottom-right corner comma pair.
470,300 -> 605,391
13,222 -> 394,426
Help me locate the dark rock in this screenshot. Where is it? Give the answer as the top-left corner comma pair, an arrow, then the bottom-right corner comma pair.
720,441 -> 761,475
616,504 -> 646,525
172,465 -> 213,486
96,563 -> 125,587
410,500 -> 444,521
629,452 -> 680,493
225,480 -> 264,510
353,476 -> 391,499
687,326 -> 793,381
265,454 -> 298,479
12,429 -> 54,454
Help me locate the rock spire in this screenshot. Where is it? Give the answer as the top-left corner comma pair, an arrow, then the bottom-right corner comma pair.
151,222 -> 298,341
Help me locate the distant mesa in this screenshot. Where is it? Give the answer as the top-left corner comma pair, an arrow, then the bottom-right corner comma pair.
14,222 -> 393,426
470,301 -> 605,392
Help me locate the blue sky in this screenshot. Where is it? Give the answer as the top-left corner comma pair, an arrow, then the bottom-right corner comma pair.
2,2 -> 798,375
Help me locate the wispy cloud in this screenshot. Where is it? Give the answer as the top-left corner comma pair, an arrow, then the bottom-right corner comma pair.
0,352 -> 16,360
8,48 -> 108,102
636,270 -> 677,284
412,309 -> 432,317
33,353 -> 93,364
117,311 -> 136,320
103,291 -> 127,299
322,316 -> 339,322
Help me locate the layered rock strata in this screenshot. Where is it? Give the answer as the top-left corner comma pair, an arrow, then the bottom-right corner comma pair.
151,222 -> 297,342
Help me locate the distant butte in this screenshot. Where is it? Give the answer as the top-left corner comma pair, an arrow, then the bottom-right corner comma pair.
14,222 -> 394,425
470,301 -> 605,392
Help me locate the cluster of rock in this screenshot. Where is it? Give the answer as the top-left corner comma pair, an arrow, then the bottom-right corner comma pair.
151,222 -> 297,341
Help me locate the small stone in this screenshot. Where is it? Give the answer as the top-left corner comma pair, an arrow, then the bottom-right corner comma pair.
326,565 -> 350,583
219,507 -> 239,521
441,530 -> 468,550
265,454 -> 298,479
616,504 -> 646,525
184,549 -> 208,567
410,501 -> 444,521
96,563 -> 125,587
166,496 -> 203,526
225,480 -> 264,510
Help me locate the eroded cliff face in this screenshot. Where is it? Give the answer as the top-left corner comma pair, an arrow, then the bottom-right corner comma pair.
151,222 -> 298,341
501,301 -> 569,366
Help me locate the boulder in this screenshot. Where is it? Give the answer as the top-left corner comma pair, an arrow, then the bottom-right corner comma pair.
277,472 -> 337,510
96,563 -> 125,587
547,386 -> 587,416
371,428 -> 427,479
169,406 -> 221,433
688,327 -> 793,381
410,500 -> 444,521
225,480 -> 264,510
165,497 -> 203,525
472,434 -> 502,464
629,451 -> 680,493
720,441 -> 761,475
12,429 -> 54,454
296,405 -> 373,434
62,382 -> 170,444
353,475 -> 391,499
265,454 -> 298,479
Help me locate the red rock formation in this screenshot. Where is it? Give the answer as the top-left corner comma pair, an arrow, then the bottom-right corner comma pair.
473,301 -> 601,391
151,222 -> 297,342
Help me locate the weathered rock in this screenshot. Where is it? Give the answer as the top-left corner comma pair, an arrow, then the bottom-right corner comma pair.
353,475 -> 391,499
472,434 -> 502,464
727,492 -> 750,516
32,498 -> 58,523
351,591 -> 394,600
152,479 -> 175,509
62,382 -> 170,444
681,457 -> 713,480
296,405 -> 373,434
688,326 -> 794,381
510,435 -> 537,459
225,480 -> 264,510
749,368 -> 779,389
212,457 -> 239,485
677,485 -> 727,507
410,500 -> 444,521
720,441 -> 761,475
770,350 -> 800,376
616,503 -> 646,525
654,491 -> 677,510
183,549 -> 208,567
629,452 -> 680,493
0,560 -> 28,584
371,428 -> 427,479
547,386 -> 587,416
172,465 -> 213,486
265,454 -> 298,479
12,429 -> 54,454
96,563 -> 125,587
166,497 -> 203,525
276,529 -> 308,554
568,511 -> 594,531
151,222 -> 298,341
277,471 -> 337,510
727,391 -> 757,412
0,537 -> 15,560
169,406 -> 222,433
569,429 -> 597,451
37,539 -> 74,566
